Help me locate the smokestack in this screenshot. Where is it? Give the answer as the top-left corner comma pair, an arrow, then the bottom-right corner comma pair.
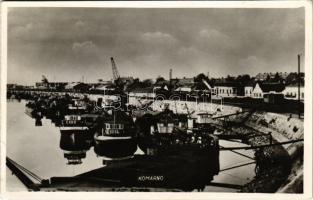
169,68 -> 172,81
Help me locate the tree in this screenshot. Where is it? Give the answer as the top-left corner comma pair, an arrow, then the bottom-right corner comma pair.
266,74 -> 271,81
226,75 -> 235,82
156,76 -> 165,82
236,74 -> 251,84
273,72 -> 282,83
142,79 -> 153,87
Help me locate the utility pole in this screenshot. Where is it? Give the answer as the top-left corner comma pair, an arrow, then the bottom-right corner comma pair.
298,54 -> 301,119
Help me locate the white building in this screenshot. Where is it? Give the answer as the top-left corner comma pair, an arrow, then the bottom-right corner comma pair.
283,84 -> 304,101
212,83 -> 237,97
251,82 -> 285,98
244,83 -> 254,97
128,87 -> 156,99
174,84 -> 193,93
251,83 -> 263,98
93,84 -> 115,94
244,86 -> 254,97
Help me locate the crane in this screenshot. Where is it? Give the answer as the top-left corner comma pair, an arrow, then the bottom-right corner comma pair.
42,75 -> 49,84
111,57 -> 120,81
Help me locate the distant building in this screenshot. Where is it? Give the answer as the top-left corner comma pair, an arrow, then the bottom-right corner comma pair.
128,87 -> 155,99
211,82 -> 238,98
153,80 -> 170,91
117,77 -> 135,85
278,72 -> 289,80
251,82 -> 285,98
169,77 -> 195,94
89,82 -> 117,95
35,82 -> 48,89
283,83 -> 304,101
65,82 -> 90,93
7,84 -> 24,90
171,77 -> 194,90
174,83 -> 194,93
244,82 -> 255,97
255,72 -> 289,81
35,82 -> 67,90
193,80 -> 212,93
176,77 -> 194,85
255,72 -> 272,81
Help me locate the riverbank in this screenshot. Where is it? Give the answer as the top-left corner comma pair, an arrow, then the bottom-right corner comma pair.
6,98 -> 303,192
244,111 -> 303,193
146,100 -> 304,193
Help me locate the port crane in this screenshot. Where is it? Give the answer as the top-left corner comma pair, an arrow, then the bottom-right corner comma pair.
42,75 -> 49,84
110,57 -> 120,81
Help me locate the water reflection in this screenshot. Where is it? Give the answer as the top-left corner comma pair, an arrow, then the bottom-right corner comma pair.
7,100 -> 255,192
59,131 -> 92,165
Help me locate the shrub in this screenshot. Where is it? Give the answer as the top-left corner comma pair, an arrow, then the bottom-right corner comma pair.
259,119 -> 269,127
293,126 -> 298,133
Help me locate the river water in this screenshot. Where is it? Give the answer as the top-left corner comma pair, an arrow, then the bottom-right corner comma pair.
6,100 -> 255,192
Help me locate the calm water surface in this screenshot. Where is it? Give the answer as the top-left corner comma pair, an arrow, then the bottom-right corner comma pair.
7,100 -> 255,192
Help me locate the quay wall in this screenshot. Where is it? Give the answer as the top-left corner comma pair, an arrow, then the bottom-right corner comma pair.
244,112 -> 303,193
148,100 -> 242,117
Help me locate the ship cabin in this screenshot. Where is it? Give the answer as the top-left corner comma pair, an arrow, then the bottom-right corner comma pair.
68,98 -> 87,112
98,109 -> 135,137
103,122 -> 125,136
81,114 -> 100,128
61,98 -> 89,127
151,108 -> 187,135
186,112 -> 215,134
62,114 -> 86,127
156,121 -> 175,134
196,112 -> 213,124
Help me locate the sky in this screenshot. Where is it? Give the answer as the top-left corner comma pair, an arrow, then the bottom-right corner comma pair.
7,7 -> 305,85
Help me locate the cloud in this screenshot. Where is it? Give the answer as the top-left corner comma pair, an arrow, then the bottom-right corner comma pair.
141,31 -> 177,44
139,31 -> 179,56
177,46 -> 202,58
11,23 -> 34,36
279,13 -> 304,40
75,20 -> 85,28
7,7 -> 304,85
238,55 -> 268,75
72,41 -> 97,53
199,29 -> 226,39
198,29 -> 239,50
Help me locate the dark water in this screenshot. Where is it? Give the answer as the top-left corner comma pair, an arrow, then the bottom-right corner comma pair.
6,100 -> 255,192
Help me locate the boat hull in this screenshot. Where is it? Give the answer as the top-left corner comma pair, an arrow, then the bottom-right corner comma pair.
49,154 -> 219,191
59,126 -> 89,135
94,134 -> 137,160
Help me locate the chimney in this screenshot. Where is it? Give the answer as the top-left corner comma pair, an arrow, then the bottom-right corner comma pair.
169,68 -> 172,81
